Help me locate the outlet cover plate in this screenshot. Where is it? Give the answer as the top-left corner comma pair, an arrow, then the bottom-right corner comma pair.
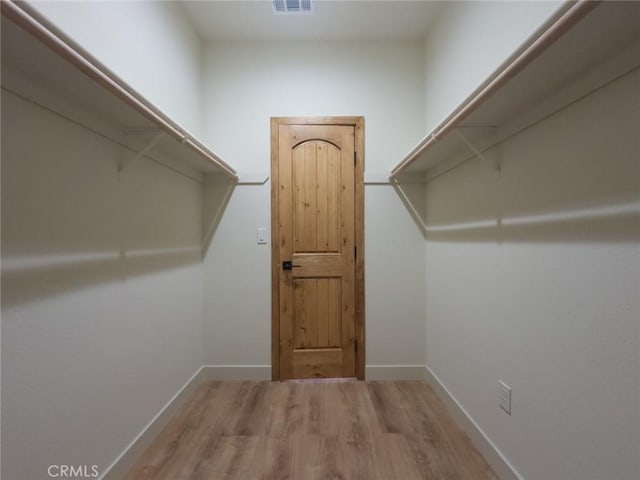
499,380 -> 512,415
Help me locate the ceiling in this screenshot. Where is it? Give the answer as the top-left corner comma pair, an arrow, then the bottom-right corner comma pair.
181,1 -> 445,41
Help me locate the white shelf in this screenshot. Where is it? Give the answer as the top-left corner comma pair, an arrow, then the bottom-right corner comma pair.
1,0 -> 237,181
391,1 -> 640,181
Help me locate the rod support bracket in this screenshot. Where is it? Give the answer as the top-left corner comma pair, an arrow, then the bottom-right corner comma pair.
453,127 -> 499,173
119,130 -> 166,173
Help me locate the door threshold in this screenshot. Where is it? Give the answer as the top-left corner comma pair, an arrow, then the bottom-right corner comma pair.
282,377 -> 359,384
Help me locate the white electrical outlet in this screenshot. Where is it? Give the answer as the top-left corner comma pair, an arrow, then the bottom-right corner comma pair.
499,380 -> 512,415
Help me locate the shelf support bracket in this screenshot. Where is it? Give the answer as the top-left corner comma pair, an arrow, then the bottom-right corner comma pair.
453,127 -> 500,174
119,130 -> 166,173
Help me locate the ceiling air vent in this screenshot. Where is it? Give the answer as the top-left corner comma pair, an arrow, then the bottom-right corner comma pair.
272,0 -> 313,15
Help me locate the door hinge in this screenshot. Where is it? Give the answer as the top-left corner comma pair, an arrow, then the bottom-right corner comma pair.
354,246 -> 357,259
355,339 -> 358,354
354,151 -> 357,165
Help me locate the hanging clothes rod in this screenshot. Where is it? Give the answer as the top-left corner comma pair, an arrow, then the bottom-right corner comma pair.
2,86 -> 205,184
1,0 -> 238,180
389,0 -> 600,180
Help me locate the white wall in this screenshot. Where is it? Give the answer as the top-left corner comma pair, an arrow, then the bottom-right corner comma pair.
201,40 -> 427,373
1,86 -> 205,478
421,2 -> 640,478
8,3 -> 636,480
424,35 -> 640,480
423,0 -> 563,131
27,0 -> 204,138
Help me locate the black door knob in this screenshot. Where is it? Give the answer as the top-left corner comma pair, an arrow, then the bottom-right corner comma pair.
282,261 -> 301,271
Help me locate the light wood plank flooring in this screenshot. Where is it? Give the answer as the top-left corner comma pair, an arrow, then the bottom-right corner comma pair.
127,380 -> 496,480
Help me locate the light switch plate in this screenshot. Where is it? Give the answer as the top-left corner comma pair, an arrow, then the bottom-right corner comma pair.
257,228 -> 267,244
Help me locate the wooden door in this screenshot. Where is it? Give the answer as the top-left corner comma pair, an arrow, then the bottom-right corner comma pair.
271,117 -> 364,380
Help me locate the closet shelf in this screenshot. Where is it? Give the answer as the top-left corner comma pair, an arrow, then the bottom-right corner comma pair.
390,0 -> 640,182
1,0 -> 238,181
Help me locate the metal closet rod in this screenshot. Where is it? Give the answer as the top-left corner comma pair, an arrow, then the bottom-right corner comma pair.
2,86 -> 205,185
1,0 -> 238,180
389,0 -> 600,181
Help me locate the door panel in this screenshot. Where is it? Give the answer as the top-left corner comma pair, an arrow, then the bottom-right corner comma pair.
275,123 -> 356,380
293,278 -> 342,348
293,141 -> 341,253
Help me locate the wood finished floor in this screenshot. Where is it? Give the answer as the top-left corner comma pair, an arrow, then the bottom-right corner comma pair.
127,380 -> 497,480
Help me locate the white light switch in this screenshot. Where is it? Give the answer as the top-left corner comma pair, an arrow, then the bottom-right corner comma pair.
257,228 -> 267,244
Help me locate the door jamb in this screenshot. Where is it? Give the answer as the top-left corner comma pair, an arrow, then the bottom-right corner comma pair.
270,116 -> 365,381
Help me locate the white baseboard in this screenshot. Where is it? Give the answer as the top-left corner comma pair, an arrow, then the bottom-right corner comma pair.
365,365 -> 427,380
203,365 -> 272,381
422,366 -> 522,480
100,366 -> 208,480
100,364 -> 517,480
100,365 -> 269,479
